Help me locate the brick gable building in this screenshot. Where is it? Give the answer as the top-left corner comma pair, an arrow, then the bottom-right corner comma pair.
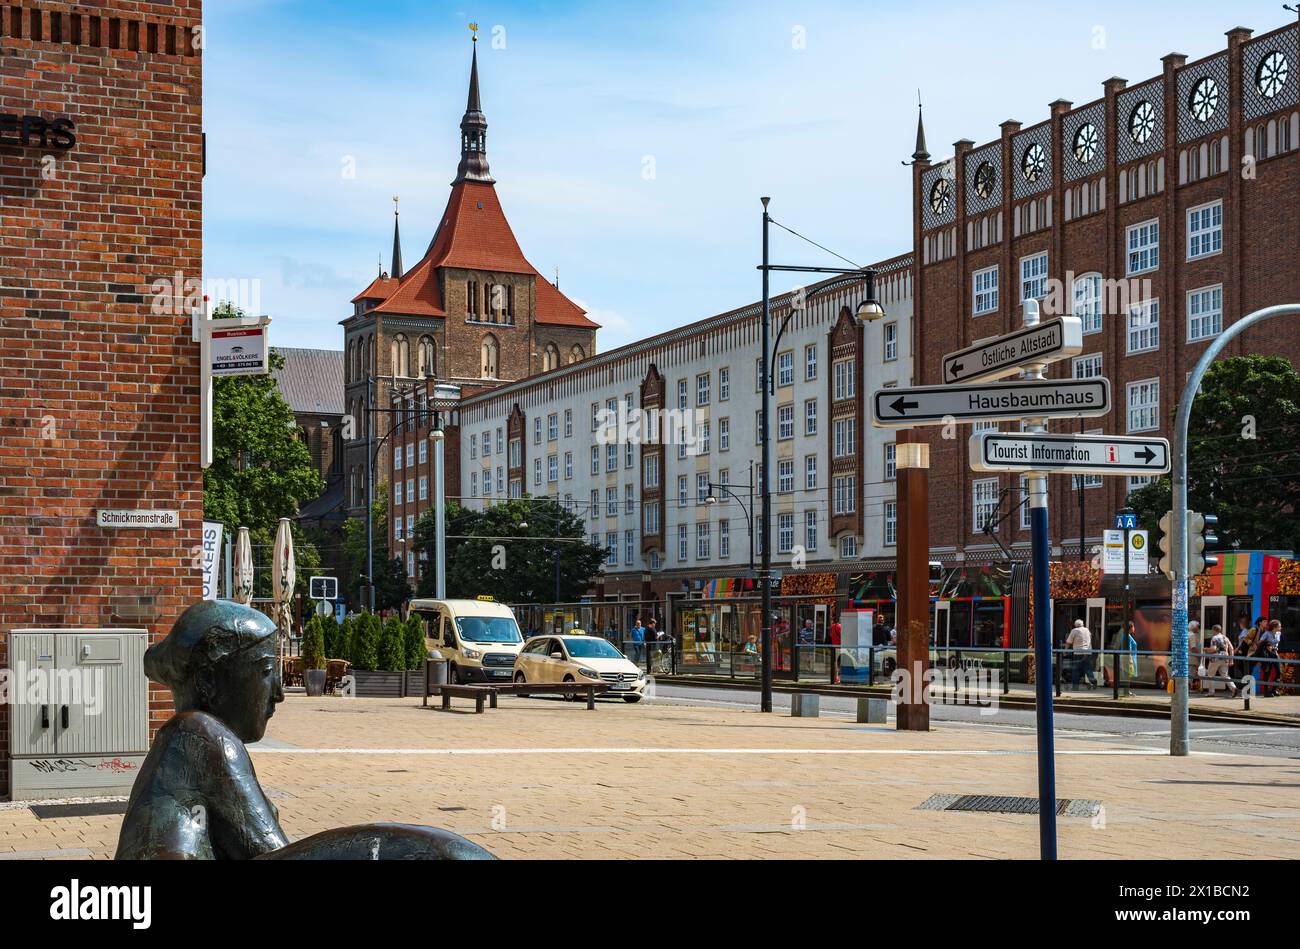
0,0 -> 204,796
912,17 -> 1300,566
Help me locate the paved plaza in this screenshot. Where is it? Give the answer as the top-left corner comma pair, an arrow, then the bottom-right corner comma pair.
2,691 -> 1298,860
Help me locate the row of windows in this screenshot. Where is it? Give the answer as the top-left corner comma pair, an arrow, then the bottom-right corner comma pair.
970,201 -> 1224,318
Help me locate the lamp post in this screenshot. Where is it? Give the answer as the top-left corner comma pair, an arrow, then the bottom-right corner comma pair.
757,197 -> 886,712
705,467 -> 755,573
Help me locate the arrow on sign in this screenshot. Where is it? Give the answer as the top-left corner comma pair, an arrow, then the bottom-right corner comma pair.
942,316 -> 1083,385
871,378 -> 1111,428
969,432 -> 1171,475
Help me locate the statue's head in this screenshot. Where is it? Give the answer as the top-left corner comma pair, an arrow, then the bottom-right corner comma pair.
145,600 -> 284,742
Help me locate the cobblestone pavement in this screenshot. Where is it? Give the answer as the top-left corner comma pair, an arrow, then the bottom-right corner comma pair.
3,692 -> 1298,859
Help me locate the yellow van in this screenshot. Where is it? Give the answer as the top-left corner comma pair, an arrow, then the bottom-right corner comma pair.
408,597 -> 525,684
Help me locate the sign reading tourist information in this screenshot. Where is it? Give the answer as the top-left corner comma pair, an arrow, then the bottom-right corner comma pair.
870,378 -> 1110,428
209,317 -> 271,377
942,316 -> 1083,385
969,432 -> 1171,475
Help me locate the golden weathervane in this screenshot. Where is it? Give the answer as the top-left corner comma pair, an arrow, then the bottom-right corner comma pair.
469,22 -> 479,41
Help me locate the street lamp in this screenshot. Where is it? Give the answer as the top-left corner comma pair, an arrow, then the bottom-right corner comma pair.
704,466 -> 755,572
755,196 -> 884,713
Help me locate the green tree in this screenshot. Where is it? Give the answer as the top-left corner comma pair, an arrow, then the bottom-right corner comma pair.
203,301 -> 325,599
342,483 -> 409,610
413,497 -> 608,602
1127,355 -> 1300,553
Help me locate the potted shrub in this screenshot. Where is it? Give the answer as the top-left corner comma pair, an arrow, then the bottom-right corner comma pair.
301,616 -> 328,696
348,613 -> 408,697
403,614 -> 430,695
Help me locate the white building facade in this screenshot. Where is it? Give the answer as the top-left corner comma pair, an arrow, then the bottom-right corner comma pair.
454,255 -> 913,599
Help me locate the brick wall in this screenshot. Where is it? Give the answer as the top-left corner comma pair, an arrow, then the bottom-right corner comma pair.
0,0 -> 203,795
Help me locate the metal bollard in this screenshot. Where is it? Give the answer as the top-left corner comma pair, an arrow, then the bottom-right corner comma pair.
791,693 -> 820,717
857,697 -> 886,724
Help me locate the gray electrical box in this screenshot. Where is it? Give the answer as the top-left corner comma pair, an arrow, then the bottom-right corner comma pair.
9,629 -> 149,800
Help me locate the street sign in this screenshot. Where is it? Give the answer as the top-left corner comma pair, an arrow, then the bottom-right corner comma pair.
942,316 -> 1082,385
96,509 -> 180,529
210,316 -> 271,377
309,576 -> 338,601
969,432 -> 1170,475
1103,529 -> 1149,575
1115,512 -> 1138,530
871,378 -> 1110,429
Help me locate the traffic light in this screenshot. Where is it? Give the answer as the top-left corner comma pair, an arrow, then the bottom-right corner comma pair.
1188,512 -> 1219,576
1158,510 -> 1175,581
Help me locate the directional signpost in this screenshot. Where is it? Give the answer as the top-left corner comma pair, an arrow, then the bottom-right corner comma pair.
871,377 -> 1110,428
969,432 -> 1170,476
942,316 -> 1082,385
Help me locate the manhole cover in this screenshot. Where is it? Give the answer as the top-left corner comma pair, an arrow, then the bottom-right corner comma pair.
30,801 -> 129,820
918,794 -> 1100,818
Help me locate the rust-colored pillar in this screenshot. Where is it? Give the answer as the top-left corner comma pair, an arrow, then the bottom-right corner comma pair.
895,429 -> 931,731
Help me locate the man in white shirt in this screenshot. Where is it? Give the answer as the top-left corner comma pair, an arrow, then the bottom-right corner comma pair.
1065,619 -> 1096,689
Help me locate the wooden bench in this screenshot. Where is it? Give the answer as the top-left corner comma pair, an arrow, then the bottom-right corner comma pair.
490,681 -> 610,710
420,680 -> 612,711
423,683 -> 499,713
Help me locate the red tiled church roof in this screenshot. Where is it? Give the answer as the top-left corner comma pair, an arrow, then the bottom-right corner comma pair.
371,180 -> 598,328
351,274 -> 398,304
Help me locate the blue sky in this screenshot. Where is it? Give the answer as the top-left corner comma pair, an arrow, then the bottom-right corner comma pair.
202,0 -> 1285,351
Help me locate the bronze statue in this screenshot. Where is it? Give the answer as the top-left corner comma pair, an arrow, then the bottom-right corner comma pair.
116,600 -> 494,860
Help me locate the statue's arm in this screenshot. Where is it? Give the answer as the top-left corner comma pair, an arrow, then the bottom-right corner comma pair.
203,733 -> 290,858
255,823 -> 495,861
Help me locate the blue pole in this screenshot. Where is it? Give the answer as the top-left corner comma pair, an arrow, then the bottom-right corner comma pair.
1031,498 -> 1057,860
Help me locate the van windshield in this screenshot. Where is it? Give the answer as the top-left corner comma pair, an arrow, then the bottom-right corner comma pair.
455,616 -> 523,644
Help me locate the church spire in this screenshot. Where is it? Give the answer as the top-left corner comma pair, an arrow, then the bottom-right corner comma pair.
912,91 -> 930,163
390,195 -> 403,280
455,26 -> 494,184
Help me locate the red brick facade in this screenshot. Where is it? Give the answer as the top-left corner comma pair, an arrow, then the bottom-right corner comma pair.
0,0 -> 204,795
913,18 -> 1300,564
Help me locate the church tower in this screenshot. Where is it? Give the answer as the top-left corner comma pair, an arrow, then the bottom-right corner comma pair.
341,31 -> 600,517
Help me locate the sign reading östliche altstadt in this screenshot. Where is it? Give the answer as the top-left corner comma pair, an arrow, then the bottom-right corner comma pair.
941,316 -> 1083,385
969,432 -> 1171,476
870,378 -> 1110,428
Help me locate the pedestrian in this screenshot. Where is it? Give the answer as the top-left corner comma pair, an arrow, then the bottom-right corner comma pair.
1065,618 -> 1097,689
630,619 -> 645,665
1123,621 -> 1138,697
1243,618 -> 1264,692
1187,620 -> 1203,690
1235,616 -> 1252,681
1260,620 -> 1283,697
1202,624 -> 1236,697
798,618 -> 815,645
829,620 -> 842,646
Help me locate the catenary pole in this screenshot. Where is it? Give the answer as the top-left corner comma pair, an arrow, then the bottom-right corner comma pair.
1170,303 -> 1300,755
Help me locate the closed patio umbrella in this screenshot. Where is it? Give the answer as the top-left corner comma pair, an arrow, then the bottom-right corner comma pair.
272,517 -> 296,668
233,527 -> 254,606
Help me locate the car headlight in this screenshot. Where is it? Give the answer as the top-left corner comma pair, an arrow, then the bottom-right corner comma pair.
637,670 -> 646,680
462,648 -> 481,660
578,668 -> 600,679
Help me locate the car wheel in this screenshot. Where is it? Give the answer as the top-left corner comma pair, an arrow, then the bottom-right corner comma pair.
623,695 -> 642,704
449,663 -> 461,685
882,657 -> 896,678
562,674 -> 577,701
